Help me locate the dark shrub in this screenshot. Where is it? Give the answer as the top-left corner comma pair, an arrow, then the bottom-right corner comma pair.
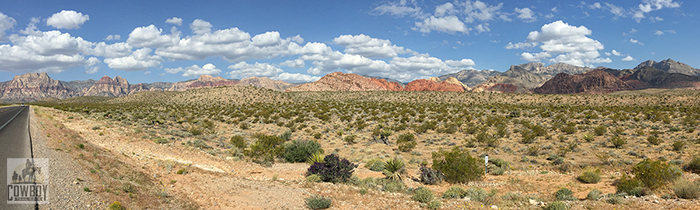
230,135 -> 246,149
419,165 -> 443,185
594,125 -> 607,136
432,146 -> 483,183
283,140 -> 323,163
632,159 -> 681,190
442,186 -> 466,199
306,195 -> 332,209
412,187 -> 434,203
245,133 -> 284,163
555,188 -> 577,201
616,174 -> 644,195
685,155 -> 700,174
306,154 -> 357,183
673,179 -> 700,199
578,168 -> 602,183
397,133 -> 417,152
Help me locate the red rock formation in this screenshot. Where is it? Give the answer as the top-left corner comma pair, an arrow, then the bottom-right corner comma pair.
84,76 -> 132,97
533,70 -> 633,94
285,72 -> 403,92
404,79 -> 465,92
168,75 -> 239,91
0,72 -> 75,102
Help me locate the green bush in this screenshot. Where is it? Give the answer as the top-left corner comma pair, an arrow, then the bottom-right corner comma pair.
490,167 -> 505,175
554,188 -> 577,201
427,199 -> 441,210
230,135 -> 246,149
646,135 -> 662,145
672,141 -> 686,151
307,152 -> 324,164
583,133 -> 594,142
594,125 -> 607,136
586,189 -> 603,200
313,132 -> 322,139
544,201 -> 569,210
578,168 -> 601,183
278,130 -> 292,141
153,138 -> 168,144
616,174 -> 644,195
283,140 -> 323,163
396,133 -> 417,152
364,158 -> 385,172
432,146 -> 484,183
306,174 -> 322,183
672,179 -> 700,199
108,201 -> 126,210
463,187 -> 487,202
607,195 -> 624,204
382,180 -> 407,193
442,186 -> 467,199
685,155 -> 700,174
610,135 -> 626,148
412,187 -> 434,203
632,159 -> 682,190
306,195 -> 332,210
245,134 -> 285,163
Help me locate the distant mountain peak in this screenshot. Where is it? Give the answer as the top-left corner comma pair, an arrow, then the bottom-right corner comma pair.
634,59 -> 700,76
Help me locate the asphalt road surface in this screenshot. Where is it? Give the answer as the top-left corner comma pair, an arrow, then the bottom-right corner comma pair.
0,106 -> 38,210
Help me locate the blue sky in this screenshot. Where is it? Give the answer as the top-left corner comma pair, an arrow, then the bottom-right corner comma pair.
0,0 -> 697,84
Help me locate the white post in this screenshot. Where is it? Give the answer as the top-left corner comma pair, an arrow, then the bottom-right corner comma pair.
485,154 -> 489,174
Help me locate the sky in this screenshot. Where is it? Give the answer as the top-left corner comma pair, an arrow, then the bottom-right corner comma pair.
0,0 -> 697,84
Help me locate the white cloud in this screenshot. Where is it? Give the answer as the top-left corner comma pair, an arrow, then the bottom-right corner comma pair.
475,23 -> 490,33
103,48 -> 162,71
46,10 -> 89,29
414,16 -> 469,34
605,3 -> 626,17
508,20 -> 609,67
190,19 -> 212,35
272,72 -> 321,83
445,59 -> 475,67
104,34 -> 121,41
291,35 -> 304,44
0,30 -> 91,73
227,61 -> 283,78
371,0 -> 422,17
0,12 -> 16,39
622,55 -> 635,61
90,42 -> 132,58
280,59 -> 305,68
589,3 -> 602,9
251,31 -> 282,47
505,42 -> 538,49
84,57 -> 100,74
462,1 -> 505,23
551,7 -> 558,12
612,50 -> 622,56
127,25 -> 179,48
654,29 -> 676,35
333,34 -> 409,57
435,2 -> 456,17
181,63 -> 221,77
633,0 -> 681,22
514,7 -> 537,22
630,38 -> 644,46
165,17 -> 183,26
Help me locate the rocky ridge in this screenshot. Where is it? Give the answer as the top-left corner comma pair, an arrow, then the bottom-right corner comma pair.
533,70 -> 634,94
285,72 -> 403,92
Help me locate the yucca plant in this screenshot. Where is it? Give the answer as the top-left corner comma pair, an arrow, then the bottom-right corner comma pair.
307,152 -> 325,165
383,157 -> 405,181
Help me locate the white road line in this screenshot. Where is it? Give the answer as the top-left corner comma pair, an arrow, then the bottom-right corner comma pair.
0,106 -> 25,132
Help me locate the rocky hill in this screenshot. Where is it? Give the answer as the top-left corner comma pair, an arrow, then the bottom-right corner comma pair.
472,65 -> 552,93
620,66 -> 700,89
404,77 -> 466,92
238,77 -> 293,92
634,58 -> 700,76
83,76 -> 134,97
438,69 -> 500,87
168,75 -> 240,91
285,72 -> 403,92
533,70 -> 633,94
0,72 -> 76,102
526,62 -> 592,75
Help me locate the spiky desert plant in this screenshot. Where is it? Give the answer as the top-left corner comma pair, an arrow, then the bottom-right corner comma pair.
383,157 -> 405,181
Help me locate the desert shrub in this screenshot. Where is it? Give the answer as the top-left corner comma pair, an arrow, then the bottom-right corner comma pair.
432,146 -> 484,183
343,134 -> 357,144
239,122 -> 250,130
685,155 -> 700,174
554,188 -> 577,201
586,189 -> 603,200
672,179 -> 700,199
397,133 -> 417,152
306,174 -> 322,183
307,152 -> 324,164
442,186 -> 467,199
190,139 -> 211,149
610,135 -> 626,148
412,187 -> 434,203
616,174 -> 644,195
306,195 -> 332,210
283,140 -> 323,163
578,168 -> 602,183
490,167 -> 505,175
419,165 -> 443,185
594,125 -> 607,136
313,132 -> 322,139
278,130 -> 292,141
489,158 -> 510,168
230,135 -> 246,149
306,154 -> 357,183
383,157 -> 405,181
245,134 -> 284,163
544,201 -> 569,210
632,159 -> 682,190
427,199 -> 441,210
153,138 -> 168,144
646,135 -> 662,145
108,201 -> 126,210
561,125 -> 577,134
672,141 -> 686,152
583,133 -> 594,142
607,195 -> 624,204
364,158 -> 385,172
463,187 -> 487,202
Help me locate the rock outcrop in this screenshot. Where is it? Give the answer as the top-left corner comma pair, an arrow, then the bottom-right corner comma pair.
533,70 -> 633,94
621,67 -> 700,89
526,62 -> 592,75
634,59 -> 700,76
285,72 -> 403,92
472,65 -> 552,93
0,72 -> 75,102
238,77 -> 293,92
168,75 -> 239,91
404,77 -> 465,92
83,76 -> 132,97
438,69 -> 501,87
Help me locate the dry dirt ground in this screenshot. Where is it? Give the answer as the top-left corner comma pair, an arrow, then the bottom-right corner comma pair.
30,104 -> 700,210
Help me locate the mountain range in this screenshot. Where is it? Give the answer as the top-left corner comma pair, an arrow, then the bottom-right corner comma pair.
1,58 -> 699,102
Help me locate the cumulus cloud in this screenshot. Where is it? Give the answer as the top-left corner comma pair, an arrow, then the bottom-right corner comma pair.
622,55 -> 635,61
0,12 -> 16,39
333,34 -> 409,57
104,34 -> 120,41
46,10 -> 89,29
445,59 -> 475,67
0,30 -> 91,73
227,61 -> 283,78
507,20 -> 610,67
462,1 -> 505,23
103,48 -> 162,71
475,23 -> 490,33
84,57 -> 101,74
612,50 -> 622,56
371,0 -> 422,17
272,72 -> 321,83
654,29 -> 676,35
127,25 -> 179,48
190,19 -> 212,35
280,59 -> 305,68
414,16 -> 469,34
514,7 -> 537,22
435,2 -> 456,17
633,0 -> 681,22
166,17 -> 183,26
629,38 -> 643,45
183,63 -> 220,77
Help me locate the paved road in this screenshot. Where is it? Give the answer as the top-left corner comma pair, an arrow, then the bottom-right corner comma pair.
0,106 -> 38,210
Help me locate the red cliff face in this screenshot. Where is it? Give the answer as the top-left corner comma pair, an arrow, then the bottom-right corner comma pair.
169,75 -> 239,91
533,70 -> 633,94
0,72 -> 74,102
84,75 -> 132,97
285,72 -> 403,92
404,79 -> 465,92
